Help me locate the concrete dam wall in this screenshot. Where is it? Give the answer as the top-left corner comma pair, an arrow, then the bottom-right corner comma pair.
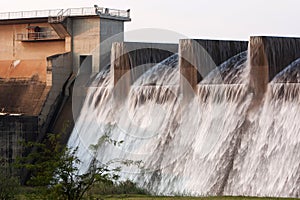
1,29 -> 300,197
68,36 -> 300,197
0,52 -> 72,166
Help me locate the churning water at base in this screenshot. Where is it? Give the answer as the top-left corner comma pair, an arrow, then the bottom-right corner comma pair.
68,53 -> 300,197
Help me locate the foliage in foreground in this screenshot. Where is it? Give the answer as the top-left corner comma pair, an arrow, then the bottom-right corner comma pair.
16,122 -> 144,200
89,179 -> 148,196
0,158 -> 19,200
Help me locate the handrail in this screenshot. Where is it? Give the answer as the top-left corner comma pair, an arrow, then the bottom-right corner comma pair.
16,30 -> 60,41
48,9 -> 67,23
95,7 -> 130,18
0,9 -> 62,20
0,7 -> 130,21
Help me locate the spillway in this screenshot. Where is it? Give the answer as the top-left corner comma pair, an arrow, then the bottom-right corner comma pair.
68,37 -> 300,198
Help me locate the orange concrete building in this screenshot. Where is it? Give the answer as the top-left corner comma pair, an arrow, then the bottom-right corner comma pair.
0,7 -> 130,168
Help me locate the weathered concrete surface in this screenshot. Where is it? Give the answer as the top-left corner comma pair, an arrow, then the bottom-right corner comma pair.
0,52 -> 72,174
0,52 -> 71,118
72,17 -> 126,74
0,79 -> 49,115
255,36 -> 300,81
72,17 -> 100,74
111,42 -> 178,101
248,37 -> 269,109
49,22 -> 71,39
0,23 -> 65,61
0,59 -> 46,81
0,115 -> 38,164
247,36 -> 300,111
112,42 -> 178,85
195,39 -> 248,67
99,18 -> 124,71
0,12 -> 129,177
48,82 -> 75,144
39,52 -> 72,129
179,39 -> 248,89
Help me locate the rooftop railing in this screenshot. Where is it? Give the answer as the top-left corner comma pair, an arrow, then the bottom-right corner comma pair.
0,9 -> 62,20
94,7 -> 130,18
0,7 -> 130,21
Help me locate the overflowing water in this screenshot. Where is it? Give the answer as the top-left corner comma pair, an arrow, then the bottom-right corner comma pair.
225,60 -> 300,197
68,48 -> 300,197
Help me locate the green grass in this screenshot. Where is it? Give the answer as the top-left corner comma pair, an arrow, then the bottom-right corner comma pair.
97,194 -> 299,200
15,186 -> 300,200
16,193 -> 300,200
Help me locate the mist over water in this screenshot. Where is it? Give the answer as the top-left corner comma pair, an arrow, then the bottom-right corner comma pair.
68,48 -> 300,197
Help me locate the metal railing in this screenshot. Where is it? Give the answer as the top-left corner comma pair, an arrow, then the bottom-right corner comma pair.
64,7 -> 96,16
95,7 -> 130,18
48,9 -> 65,23
0,7 -> 130,21
0,9 -> 62,20
16,30 -> 60,41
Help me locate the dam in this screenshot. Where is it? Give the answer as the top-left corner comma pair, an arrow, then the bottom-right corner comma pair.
69,37 -> 300,197
0,6 -> 300,198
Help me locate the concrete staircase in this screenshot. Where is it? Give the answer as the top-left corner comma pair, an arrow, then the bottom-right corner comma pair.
48,10 -> 71,39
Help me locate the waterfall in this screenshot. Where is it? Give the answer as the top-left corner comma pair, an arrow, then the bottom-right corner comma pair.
68,49 -> 300,197
224,59 -> 300,197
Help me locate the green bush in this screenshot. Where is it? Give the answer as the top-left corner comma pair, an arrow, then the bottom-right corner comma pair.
0,159 -> 19,200
89,179 -> 148,196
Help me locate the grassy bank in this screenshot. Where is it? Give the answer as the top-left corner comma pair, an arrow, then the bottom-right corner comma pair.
16,193 -> 299,200
99,194 -> 298,200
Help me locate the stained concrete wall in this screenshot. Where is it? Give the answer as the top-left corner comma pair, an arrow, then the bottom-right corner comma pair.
0,15 -> 127,173
0,59 -> 46,81
72,17 -> 125,74
0,23 -> 65,60
179,39 -> 248,89
0,52 -> 72,173
248,37 -> 269,108
111,42 -> 178,102
72,17 -> 100,74
0,80 -> 49,115
0,22 -> 66,82
248,36 -> 300,109
39,52 -> 72,129
112,42 -> 178,85
0,115 -> 38,164
100,18 -> 124,71
255,36 -> 300,81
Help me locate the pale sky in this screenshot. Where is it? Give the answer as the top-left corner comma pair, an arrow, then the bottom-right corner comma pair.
1,0 -> 299,43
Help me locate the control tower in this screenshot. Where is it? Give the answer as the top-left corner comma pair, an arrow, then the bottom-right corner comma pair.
0,6 -> 130,168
